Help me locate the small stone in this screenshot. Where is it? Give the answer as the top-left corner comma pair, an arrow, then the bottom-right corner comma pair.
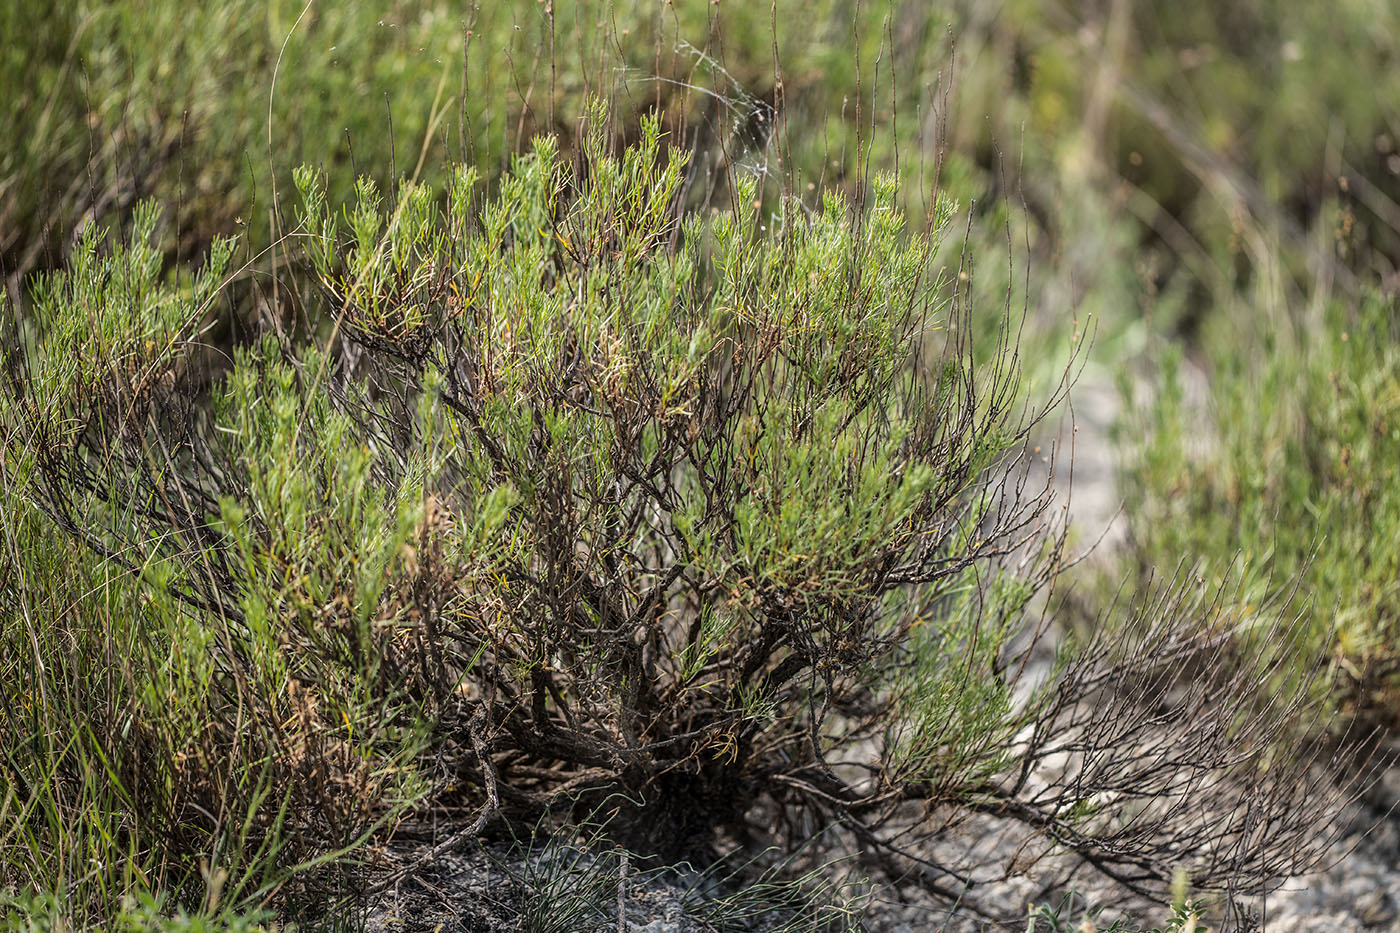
635,921 -> 681,933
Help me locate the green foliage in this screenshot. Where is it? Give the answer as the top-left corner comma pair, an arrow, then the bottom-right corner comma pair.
883,571 -> 1028,786
283,107 -> 1046,804
0,890 -> 275,933
0,0 -> 969,289
1,100 -> 1041,925
1027,894 -> 1208,933
1119,292 -> 1400,716
9,0 -> 1400,926
6,0 -> 1399,350
1,75 -> 1366,928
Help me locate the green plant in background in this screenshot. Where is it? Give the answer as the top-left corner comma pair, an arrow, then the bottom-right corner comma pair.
1119,291 -> 1400,720
0,0 -> 973,299
7,0 -> 1400,338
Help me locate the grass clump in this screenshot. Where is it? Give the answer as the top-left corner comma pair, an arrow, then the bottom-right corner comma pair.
0,890 -> 275,933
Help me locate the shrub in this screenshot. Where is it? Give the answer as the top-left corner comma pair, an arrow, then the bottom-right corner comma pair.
1118,291 -> 1400,722
1,111 -> 1365,927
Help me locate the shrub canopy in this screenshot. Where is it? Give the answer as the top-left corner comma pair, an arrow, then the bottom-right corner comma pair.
1,112 -> 1365,926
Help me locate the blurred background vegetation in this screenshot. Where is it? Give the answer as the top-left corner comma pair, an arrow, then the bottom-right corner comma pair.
7,0 -> 1400,312
5,0 -> 1400,926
